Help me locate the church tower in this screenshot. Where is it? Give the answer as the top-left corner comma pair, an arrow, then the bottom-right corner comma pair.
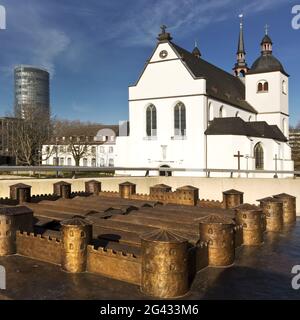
245,26 -> 289,137
233,15 -> 249,77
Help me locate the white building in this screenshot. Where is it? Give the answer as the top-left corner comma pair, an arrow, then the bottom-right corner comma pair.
43,126 -> 118,168
115,22 -> 294,177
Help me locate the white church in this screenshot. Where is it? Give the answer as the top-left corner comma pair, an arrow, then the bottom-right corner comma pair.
115,20 -> 294,177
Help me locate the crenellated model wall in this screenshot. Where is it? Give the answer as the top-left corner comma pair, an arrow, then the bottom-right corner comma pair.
87,246 -> 141,285
16,231 -> 62,265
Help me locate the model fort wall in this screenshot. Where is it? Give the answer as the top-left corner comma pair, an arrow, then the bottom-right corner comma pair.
16,231 -> 61,265
87,245 -> 141,285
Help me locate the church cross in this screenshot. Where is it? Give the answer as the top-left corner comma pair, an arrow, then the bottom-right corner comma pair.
265,24 -> 269,35
161,25 -> 167,34
234,151 -> 244,171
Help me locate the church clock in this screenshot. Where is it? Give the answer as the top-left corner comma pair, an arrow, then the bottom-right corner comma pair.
159,50 -> 168,59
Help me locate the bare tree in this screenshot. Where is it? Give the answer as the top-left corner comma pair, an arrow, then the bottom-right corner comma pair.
62,136 -> 92,166
11,105 -> 54,166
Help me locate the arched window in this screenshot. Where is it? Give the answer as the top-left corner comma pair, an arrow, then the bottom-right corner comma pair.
146,104 -> 157,136
254,143 -> 264,170
257,80 -> 269,93
248,116 -> 252,122
174,102 -> 186,136
235,111 -> 239,118
219,106 -> 224,118
282,80 -> 287,94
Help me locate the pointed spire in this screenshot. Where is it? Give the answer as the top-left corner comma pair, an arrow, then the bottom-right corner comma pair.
237,14 -> 245,54
233,14 -> 248,77
192,40 -> 201,58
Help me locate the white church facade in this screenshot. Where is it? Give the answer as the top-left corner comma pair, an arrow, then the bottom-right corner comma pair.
115,22 -> 294,177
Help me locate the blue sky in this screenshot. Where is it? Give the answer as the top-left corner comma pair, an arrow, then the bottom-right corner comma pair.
0,0 -> 299,126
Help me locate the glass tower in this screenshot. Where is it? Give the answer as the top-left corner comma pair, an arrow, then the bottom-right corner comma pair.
14,65 -> 50,119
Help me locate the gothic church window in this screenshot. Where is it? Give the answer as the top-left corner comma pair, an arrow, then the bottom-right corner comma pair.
146,104 -> 157,136
254,143 -> 264,170
174,102 -> 186,136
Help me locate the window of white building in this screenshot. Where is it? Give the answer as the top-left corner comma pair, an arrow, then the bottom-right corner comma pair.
109,147 -> 113,153
146,104 -> 157,136
219,106 -> 224,118
109,159 -> 114,167
257,81 -> 268,93
100,158 -> 105,167
254,143 -> 264,170
67,158 -> 72,166
83,158 -> 88,166
282,80 -> 287,94
174,102 -> 186,136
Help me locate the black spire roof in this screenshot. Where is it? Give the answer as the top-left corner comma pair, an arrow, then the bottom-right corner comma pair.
237,21 -> 245,54
248,31 -> 288,76
192,44 -> 201,58
261,34 -> 273,45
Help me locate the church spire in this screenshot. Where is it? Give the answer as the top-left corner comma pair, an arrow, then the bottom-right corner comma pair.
261,24 -> 273,55
192,40 -> 201,58
233,14 -> 249,77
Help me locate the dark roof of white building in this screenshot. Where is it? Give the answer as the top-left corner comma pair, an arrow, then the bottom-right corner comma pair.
205,117 -> 287,142
248,54 -> 288,76
169,42 -> 257,114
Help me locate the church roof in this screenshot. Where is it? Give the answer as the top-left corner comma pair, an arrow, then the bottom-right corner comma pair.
248,54 -> 288,76
169,42 -> 257,114
205,117 -> 287,142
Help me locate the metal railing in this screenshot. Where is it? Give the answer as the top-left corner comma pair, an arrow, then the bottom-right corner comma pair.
0,165 -> 299,178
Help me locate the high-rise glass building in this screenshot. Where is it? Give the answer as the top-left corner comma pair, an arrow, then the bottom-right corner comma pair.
14,65 -> 50,119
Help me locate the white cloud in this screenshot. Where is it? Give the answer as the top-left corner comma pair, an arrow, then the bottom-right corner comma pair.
103,0 -> 293,47
3,1 -> 71,76
31,29 -> 71,76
